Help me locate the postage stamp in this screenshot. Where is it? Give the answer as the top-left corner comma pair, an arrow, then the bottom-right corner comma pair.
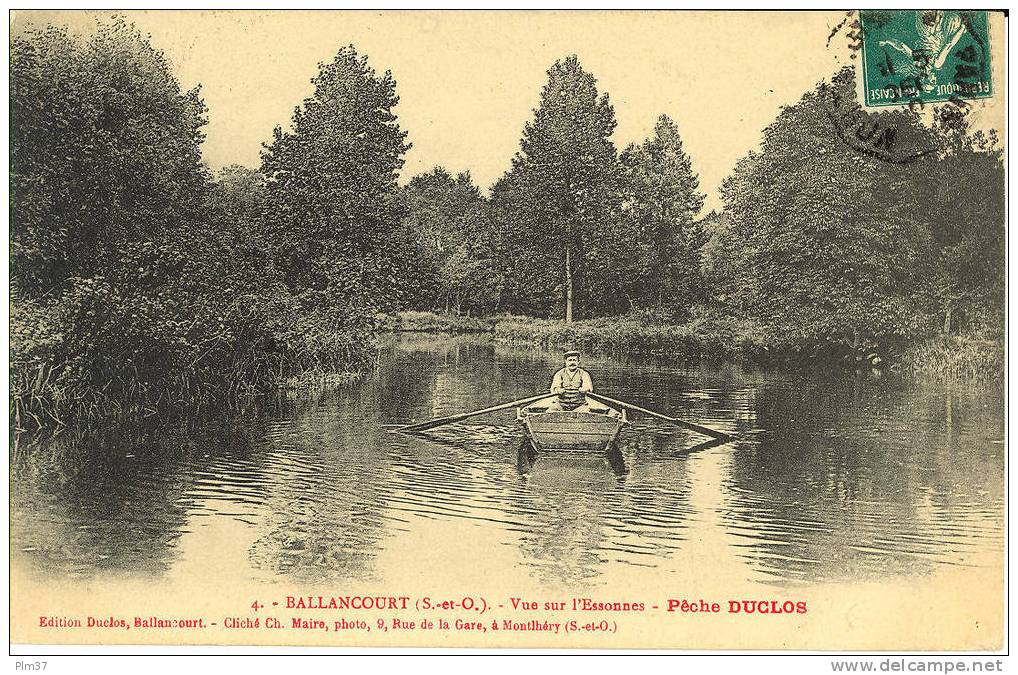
858,10 -> 992,107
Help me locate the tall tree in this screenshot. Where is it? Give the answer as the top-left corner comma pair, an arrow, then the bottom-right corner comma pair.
491,55 -> 621,321
620,114 -> 706,313
11,17 -> 208,296
711,67 -> 939,353
260,45 -> 410,315
920,111 -> 1004,336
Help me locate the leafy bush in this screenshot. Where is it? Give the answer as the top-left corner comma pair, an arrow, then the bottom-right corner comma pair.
10,20 -> 381,429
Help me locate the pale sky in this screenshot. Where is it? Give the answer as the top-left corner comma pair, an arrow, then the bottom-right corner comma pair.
11,10 -> 1005,213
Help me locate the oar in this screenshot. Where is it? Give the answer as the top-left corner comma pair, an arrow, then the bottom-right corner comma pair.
587,392 -> 734,441
399,393 -> 552,432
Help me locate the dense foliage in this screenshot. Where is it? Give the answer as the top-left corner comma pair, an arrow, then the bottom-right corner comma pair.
398,168 -> 499,314
701,67 -> 1004,358
11,21 -> 1005,429
407,56 -> 707,321
12,19 -> 221,425
919,114 -> 1005,338
11,22 -> 408,426
11,19 -> 209,296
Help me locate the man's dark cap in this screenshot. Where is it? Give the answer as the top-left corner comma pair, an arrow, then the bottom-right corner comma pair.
564,350 -> 581,358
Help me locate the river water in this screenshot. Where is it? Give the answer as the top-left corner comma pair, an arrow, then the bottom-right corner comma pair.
11,333 -> 1005,592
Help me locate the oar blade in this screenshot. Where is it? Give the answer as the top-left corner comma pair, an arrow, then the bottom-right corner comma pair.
675,419 -> 732,441
401,416 -> 466,433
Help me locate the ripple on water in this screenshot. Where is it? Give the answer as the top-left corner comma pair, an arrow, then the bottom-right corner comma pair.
10,335 -> 1005,588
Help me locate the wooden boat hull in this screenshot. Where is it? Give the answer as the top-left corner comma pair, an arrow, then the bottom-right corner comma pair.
518,396 -> 625,451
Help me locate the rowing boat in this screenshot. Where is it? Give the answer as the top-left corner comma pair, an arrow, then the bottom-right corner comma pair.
516,394 -> 627,451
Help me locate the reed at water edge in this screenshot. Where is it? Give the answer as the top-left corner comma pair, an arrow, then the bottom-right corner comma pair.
382,310 -> 1004,384
899,336 -> 1004,385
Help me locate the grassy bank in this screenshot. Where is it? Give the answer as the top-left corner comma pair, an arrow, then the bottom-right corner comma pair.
10,358 -> 369,433
492,313 -> 776,363
492,314 -> 1004,383
900,336 -> 1004,384
10,293 -> 374,432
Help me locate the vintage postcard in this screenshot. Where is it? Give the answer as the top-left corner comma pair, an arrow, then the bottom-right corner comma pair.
9,10 -> 1006,653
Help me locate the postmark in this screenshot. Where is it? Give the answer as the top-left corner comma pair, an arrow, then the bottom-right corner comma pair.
858,10 -> 992,108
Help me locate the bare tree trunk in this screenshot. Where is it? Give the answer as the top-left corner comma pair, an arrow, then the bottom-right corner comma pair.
943,304 -> 953,334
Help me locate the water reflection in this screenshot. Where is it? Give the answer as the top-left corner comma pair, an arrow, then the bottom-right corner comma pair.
10,333 -> 1005,589
11,420 -> 264,578
516,438 -> 627,482
722,376 -> 1004,585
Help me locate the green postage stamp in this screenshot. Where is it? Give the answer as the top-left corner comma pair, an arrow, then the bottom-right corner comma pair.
859,10 -> 992,107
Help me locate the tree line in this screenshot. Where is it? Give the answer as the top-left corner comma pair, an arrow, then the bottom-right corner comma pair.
10,17 -> 1004,424
407,63 -> 1003,360
406,55 -> 707,320
12,19 -> 420,422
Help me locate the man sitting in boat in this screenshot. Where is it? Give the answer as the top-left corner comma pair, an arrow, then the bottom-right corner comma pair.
549,350 -> 593,411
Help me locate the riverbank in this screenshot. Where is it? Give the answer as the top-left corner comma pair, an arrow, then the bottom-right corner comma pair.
384,311 -> 1004,383
384,311 -> 792,364
491,314 -> 772,362
15,311 -> 1001,432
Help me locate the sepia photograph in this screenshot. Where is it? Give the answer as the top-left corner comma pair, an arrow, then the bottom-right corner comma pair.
8,9 -> 1007,655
